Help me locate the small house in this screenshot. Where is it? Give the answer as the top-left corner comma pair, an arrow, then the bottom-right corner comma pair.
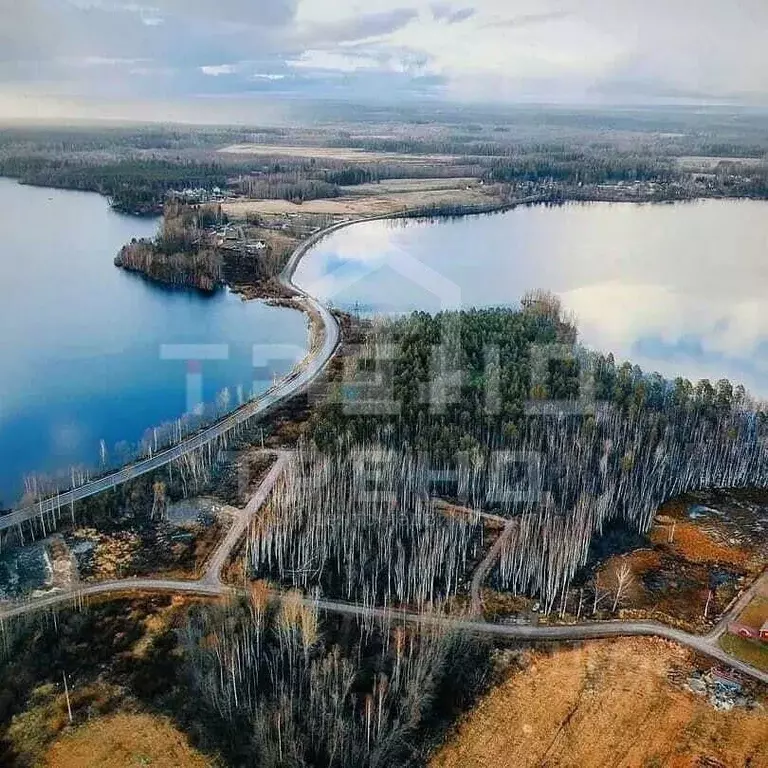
760,620 -> 768,642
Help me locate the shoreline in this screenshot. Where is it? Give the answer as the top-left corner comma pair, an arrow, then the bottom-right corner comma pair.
8,182 -> 768,519
2,209 -> 345,526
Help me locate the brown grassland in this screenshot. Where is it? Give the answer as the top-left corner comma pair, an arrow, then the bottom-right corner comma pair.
218,143 -> 458,163
221,185 -> 499,218
44,713 -> 212,768
431,638 -> 768,768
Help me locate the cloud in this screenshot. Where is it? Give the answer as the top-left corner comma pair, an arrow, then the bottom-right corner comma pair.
490,11 -> 571,29
431,3 -> 476,24
201,64 -> 239,77
297,8 -> 419,47
3,0 -> 768,117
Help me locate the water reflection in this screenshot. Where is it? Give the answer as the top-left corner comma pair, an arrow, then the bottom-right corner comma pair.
295,200 -> 768,394
0,178 -> 308,503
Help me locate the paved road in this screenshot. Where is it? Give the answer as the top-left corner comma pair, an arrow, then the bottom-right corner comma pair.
1,446 -> 766,686
1,220 -> 346,534
2,214 -> 767,687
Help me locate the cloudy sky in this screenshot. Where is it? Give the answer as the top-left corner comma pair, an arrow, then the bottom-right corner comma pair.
2,0 -> 768,120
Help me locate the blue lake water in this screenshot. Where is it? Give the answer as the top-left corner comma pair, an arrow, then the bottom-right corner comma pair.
0,178 -> 308,505
294,199 -> 768,397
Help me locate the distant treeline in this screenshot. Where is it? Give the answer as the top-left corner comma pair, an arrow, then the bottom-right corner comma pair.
484,151 -> 675,184
0,156 -> 231,215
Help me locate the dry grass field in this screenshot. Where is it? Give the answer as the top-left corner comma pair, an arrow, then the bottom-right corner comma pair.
44,713 -> 212,768
222,186 -> 499,218
339,177 -> 479,194
431,638 -> 768,768
218,143 -> 458,163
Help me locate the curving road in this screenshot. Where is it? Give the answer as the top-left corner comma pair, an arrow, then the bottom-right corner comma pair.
1,449 -> 766,686
0,219 -> 351,534
2,214 -> 767,687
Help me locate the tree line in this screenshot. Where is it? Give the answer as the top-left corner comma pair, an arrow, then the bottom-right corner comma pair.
183,592 -> 489,766
297,297 -> 768,613
114,202 -> 227,291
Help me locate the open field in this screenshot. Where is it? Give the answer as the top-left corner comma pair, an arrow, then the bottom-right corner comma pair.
588,492 -> 767,633
721,582 -> 768,672
431,638 -> 768,768
339,177 -> 479,194
676,155 -> 768,170
222,186 -> 500,217
218,143 -> 458,163
739,593 -> 768,628
44,713 -> 212,768
721,634 -> 768,673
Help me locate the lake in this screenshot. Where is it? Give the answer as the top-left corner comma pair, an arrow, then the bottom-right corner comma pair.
0,178 -> 308,505
294,199 -> 768,396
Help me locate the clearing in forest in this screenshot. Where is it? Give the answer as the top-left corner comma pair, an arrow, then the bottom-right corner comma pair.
590,491 -> 767,633
44,713 -> 212,768
221,186 -> 498,217
431,638 -> 768,768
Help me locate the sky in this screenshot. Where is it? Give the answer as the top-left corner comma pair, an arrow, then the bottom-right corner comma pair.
2,0 -> 768,121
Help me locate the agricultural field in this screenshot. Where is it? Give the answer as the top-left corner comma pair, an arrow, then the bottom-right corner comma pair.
220,184 -> 500,218
218,143 -> 459,164
339,177 -> 480,195
431,638 -> 768,768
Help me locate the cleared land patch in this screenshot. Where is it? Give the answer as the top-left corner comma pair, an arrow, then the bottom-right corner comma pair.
587,492 -> 767,633
44,713 -> 212,768
218,143 -> 457,163
339,177 -> 479,194
221,186 -> 499,218
431,638 -> 768,768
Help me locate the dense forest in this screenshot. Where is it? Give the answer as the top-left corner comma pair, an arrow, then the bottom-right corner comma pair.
183,595 -> 489,766
0,154 -> 232,215
2,116 -> 768,218
241,295 -> 768,612
115,202 -> 227,291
